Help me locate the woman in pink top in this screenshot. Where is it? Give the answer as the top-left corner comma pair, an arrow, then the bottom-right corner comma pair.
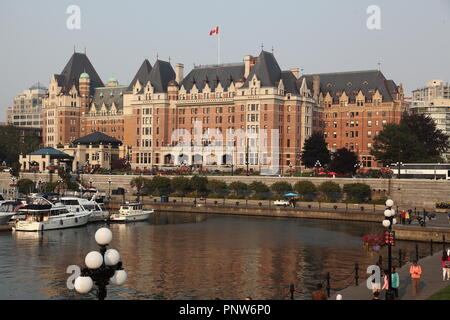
442,250 -> 450,281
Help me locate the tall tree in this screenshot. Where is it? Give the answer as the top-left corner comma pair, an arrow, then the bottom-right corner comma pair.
329,148 -> 358,174
371,119 -> 442,165
0,126 -> 42,169
401,112 -> 450,157
301,132 -> 331,168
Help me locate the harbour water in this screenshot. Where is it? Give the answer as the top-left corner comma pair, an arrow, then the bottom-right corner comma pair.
0,212 -> 431,300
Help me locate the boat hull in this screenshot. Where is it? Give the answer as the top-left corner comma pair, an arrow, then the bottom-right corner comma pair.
88,210 -> 110,222
0,214 -> 14,225
13,213 -> 91,232
109,210 -> 153,223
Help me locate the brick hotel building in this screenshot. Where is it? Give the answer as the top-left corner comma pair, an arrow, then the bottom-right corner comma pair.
42,51 -> 407,171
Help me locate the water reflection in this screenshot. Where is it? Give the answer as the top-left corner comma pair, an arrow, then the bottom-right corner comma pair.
0,212 -> 432,300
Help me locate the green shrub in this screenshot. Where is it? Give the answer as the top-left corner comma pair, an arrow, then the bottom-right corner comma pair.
318,181 -> 342,201
171,176 -> 192,195
209,192 -> 225,199
343,183 -> 371,203
229,181 -> 249,196
270,181 -> 292,194
293,181 -> 317,201
190,175 -> 208,195
436,202 -> 450,209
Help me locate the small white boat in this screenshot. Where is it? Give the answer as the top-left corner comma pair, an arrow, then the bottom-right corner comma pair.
109,203 -> 153,223
13,198 -> 91,232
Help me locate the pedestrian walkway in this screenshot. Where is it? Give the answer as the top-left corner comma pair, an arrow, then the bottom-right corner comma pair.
332,250 -> 449,300
404,212 -> 449,228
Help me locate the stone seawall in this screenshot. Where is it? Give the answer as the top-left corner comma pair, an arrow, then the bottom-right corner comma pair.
2,172 -> 450,208
107,200 -> 383,223
393,225 -> 450,243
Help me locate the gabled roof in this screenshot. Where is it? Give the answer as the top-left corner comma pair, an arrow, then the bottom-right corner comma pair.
181,64 -> 244,92
54,52 -> 104,95
148,60 -> 176,93
127,59 -> 152,92
281,71 -> 300,94
29,147 -> 72,159
243,51 -> 282,88
92,86 -> 128,111
72,132 -> 122,146
299,70 -> 399,102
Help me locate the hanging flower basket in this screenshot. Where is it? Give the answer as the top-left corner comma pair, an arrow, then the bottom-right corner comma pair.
362,235 -> 385,252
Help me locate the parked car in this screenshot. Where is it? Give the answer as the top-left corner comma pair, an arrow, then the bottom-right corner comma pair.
274,199 -> 290,207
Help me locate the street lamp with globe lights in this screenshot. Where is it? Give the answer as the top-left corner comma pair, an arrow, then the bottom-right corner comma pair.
107,178 -> 112,200
382,199 -> 397,300
314,160 -> 322,177
74,227 -> 127,300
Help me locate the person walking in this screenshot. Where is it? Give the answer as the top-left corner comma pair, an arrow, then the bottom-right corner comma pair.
391,267 -> 400,298
401,210 -> 406,224
441,250 -> 450,281
409,260 -> 422,296
405,210 -> 411,225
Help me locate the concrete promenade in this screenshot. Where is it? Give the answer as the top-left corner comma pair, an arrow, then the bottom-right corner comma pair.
332,250 -> 449,300
393,212 -> 450,242
2,172 -> 450,208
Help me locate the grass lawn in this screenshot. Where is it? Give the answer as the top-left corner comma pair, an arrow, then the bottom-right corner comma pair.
427,285 -> 450,300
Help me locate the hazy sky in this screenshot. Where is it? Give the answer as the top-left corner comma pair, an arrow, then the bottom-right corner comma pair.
1,0 -> 449,120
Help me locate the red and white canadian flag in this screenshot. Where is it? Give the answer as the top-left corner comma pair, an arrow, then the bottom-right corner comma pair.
209,26 -> 219,36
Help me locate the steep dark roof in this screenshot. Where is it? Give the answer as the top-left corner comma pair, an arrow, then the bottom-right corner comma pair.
55,52 -> 104,95
148,60 -> 176,93
72,132 -> 122,146
29,147 -> 72,159
92,86 -> 128,111
243,51 -> 282,88
180,64 -> 245,92
281,71 -> 300,94
127,59 -> 152,92
299,70 -> 398,102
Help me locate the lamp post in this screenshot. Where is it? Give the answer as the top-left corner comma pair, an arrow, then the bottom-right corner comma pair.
74,228 -> 127,300
314,160 -> 322,177
396,162 -> 403,179
89,177 -> 93,189
245,138 -> 250,176
107,178 -> 112,200
38,178 -> 43,193
382,199 -> 397,300
57,179 -> 63,195
434,163 -> 440,180
10,176 -> 17,199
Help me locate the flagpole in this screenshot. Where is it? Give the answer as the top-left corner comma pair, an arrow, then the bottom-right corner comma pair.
218,32 -> 221,65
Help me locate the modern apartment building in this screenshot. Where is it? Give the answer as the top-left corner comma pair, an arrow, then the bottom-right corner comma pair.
7,83 -> 47,128
411,80 -> 450,160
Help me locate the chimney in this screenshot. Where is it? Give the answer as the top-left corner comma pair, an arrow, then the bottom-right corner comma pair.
244,55 -> 252,78
176,63 -> 184,83
313,75 -> 320,98
290,68 -> 300,78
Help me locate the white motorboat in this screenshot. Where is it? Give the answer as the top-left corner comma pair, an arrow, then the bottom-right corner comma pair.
13,198 -> 91,232
0,200 -> 26,223
109,203 -> 153,223
57,196 -> 110,222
